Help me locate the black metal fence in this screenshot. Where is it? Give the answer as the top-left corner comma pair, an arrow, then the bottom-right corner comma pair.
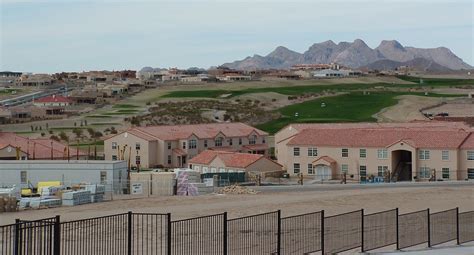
1,207 -> 473,255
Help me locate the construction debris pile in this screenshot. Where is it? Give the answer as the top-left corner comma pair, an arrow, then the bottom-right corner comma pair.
216,185 -> 258,195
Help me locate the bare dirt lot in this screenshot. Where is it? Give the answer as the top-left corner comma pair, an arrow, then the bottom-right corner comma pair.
374,95 -> 442,122
1,184 -> 472,225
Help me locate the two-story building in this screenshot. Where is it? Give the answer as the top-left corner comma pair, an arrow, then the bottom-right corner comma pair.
275,122 -> 474,181
104,123 -> 269,169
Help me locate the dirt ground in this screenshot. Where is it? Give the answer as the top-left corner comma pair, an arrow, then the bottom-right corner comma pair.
1,185 -> 472,225
374,95 -> 443,122
427,99 -> 474,117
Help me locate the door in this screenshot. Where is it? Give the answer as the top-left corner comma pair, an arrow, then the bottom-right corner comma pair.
315,165 -> 331,180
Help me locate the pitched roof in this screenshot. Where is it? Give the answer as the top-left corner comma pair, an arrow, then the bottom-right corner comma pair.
460,133 -> 474,149
189,150 -> 279,169
0,133 -> 86,159
287,128 -> 472,149
120,123 -> 267,141
34,95 -> 72,103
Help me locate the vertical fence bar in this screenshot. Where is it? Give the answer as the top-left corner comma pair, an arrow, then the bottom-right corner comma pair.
167,213 -> 171,255
223,212 -> 227,255
361,209 -> 365,252
427,208 -> 431,248
396,208 -> 399,250
127,211 -> 132,255
456,207 -> 460,245
321,210 -> 325,255
14,219 -> 20,255
54,215 -> 61,255
277,210 -> 281,255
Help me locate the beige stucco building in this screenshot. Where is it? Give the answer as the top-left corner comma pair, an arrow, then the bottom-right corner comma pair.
104,123 -> 269,169
275,122 -> 474,181
188,150 -> 282,176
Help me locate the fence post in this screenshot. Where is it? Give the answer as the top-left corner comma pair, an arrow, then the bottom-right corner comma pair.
14,219 -> 20,255
321,210 -> 325,254
223,212 -> 228,255
427,208 -> 431,248
167,213 -> 172,255
128,211 -> 132,255
396,208 -> 399,250
277,210 -> 281,255
456,207 -> 460,245
361,209 -> 365,252
53,215 -> 61,255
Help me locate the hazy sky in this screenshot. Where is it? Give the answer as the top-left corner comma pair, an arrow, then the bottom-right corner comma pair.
1,0 -> 473,73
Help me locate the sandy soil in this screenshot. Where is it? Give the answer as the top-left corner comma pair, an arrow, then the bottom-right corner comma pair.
374,95 -> 443,122
433,88 -> 474,95
427,99 -> 474,117
1,185 -> 472,225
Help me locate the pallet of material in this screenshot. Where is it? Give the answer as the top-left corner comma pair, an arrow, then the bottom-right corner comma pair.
30,198 -> 61,209
62,190 -> 91,206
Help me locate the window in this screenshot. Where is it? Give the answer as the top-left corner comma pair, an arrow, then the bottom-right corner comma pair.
202,167 -> 209,173
308,148 -> 318,157
442,150 -> 449,161
342,148 -> 349,158
189,140 -> 197,149
359,166 -> 367,181
167,142 -> 171,150
135,155 -> 141,165
377,149 -> 388,159
442,168 -> 450,179
182,141 -> 186,149
249,135 -> 257,145
239,138 -> 242,145
419,150 -> 430,160
377,166 -> 388,177
112,155 -> 117,161
215,137 -> 223,147
293,163 -> 300,174
293,147 -> 300,156
167,155 -> 171,164
359,149 -> 367,158
20,171 -> 27,184
419,167 -> 431,178
341,164 -> 348,174
307,164 -> 314,175
262,137 -> 266,144
468,169 -> 474,179
467,151 -> 474,160
112,142 -> 117,150
135,142 -> 140,150
228,139 -> 233,146
100,171 -> 107,184
204,140 -> 208,148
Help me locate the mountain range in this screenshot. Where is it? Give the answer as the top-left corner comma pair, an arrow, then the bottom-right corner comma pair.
222,39 -> 472,71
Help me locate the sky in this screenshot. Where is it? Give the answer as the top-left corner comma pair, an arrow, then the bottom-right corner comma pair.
0,0 -> 473,73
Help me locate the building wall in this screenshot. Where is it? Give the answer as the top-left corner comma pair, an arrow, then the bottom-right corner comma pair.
0,160 -> 128,192
459,149 -> 474,180
105,130 -> 268,169
284,144 -> 464,181
275,125 -> 303,170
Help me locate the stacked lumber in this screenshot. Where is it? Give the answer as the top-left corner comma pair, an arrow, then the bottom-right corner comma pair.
216,185 -> 258,195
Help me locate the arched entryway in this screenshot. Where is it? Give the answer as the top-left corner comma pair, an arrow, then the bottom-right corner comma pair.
314,164 -> 331,180
391,150 -> 412,181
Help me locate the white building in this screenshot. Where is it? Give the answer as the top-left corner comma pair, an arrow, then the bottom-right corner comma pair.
0,160 -> 128,193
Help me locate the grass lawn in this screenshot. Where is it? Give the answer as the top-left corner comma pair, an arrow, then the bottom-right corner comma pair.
257,92 -> 462,134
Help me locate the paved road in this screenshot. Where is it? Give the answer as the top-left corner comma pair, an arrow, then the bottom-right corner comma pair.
253,181 -> 474,193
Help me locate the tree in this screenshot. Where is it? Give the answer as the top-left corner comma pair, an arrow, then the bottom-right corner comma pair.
59,132 -> 69,142
72,128 -> 83,138
87,128 -> 95,137
94,131 -> 103,138
84,120 -> 88,126
50,135 -> 60,141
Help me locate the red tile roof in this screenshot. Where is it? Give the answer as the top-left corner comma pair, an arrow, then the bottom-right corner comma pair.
0,133 -> 87,159
119,123 -> 267,141
34,95 -> 72,103
189,150 -> 280,169
287,127 -> 472,149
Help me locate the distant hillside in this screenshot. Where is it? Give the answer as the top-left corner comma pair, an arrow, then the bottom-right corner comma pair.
222,39 -> 472,71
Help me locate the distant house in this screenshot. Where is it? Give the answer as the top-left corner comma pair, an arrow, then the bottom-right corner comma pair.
217,74 -> 252,82
189,150 -> 282,176
0,132 -> 87,160
18,74 -> 54,86
33,95 -> 72,107
312,69 -> 345,78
